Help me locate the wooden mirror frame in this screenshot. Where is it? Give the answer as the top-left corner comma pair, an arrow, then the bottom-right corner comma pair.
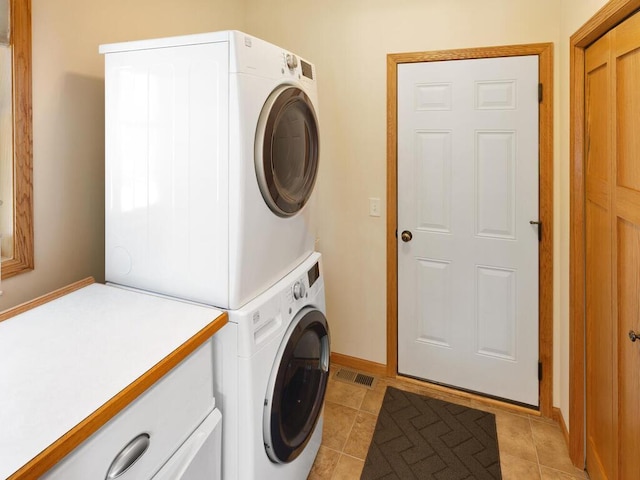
2,0 -> 33,279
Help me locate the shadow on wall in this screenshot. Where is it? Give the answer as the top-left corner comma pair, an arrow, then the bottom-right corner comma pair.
48,73 -> 106,283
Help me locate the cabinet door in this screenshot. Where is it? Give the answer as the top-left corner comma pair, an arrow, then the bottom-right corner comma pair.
152,409 -> 221,480
43,342 -> 215,479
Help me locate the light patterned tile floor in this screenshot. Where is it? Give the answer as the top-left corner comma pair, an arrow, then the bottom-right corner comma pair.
308,363 -> 589,480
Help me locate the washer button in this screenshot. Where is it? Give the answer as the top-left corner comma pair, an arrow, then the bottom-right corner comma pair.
293,281 -> 306,300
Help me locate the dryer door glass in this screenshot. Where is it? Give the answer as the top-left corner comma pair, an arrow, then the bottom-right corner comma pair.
255,86 -> 319,217
263,308 -> 330,463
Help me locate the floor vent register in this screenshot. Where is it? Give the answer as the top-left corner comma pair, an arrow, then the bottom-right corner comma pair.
334,368 -> 377,389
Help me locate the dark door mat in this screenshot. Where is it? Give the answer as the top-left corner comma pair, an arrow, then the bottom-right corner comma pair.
361,387 -> 502,480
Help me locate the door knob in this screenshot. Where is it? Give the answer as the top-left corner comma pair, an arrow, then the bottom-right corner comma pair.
401,230 -> 413,242
629,330 -> 640,342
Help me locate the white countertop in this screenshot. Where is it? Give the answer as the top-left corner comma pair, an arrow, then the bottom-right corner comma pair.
0,283 -> 224,479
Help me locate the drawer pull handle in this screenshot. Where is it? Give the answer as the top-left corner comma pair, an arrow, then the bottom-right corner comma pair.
105,433 -> 151,479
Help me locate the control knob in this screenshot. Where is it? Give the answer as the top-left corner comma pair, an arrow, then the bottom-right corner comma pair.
293,281 -> 306,300
286,54 -> 298,70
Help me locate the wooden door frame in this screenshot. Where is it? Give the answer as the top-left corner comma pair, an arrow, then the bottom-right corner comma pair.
569,0 -> 640,468
386,43 -> 554,418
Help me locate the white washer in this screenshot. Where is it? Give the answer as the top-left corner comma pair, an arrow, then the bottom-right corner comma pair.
100,31 -> 320,309
212,252 -> 330,480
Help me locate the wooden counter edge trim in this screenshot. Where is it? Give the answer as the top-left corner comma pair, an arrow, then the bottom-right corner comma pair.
0,277 -> 96,322
8,311 -> 228,480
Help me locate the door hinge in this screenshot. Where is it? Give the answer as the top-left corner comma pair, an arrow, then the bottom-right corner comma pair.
538,83 -> 543,103
538,361 -> 543,381
395,229 -> 398,238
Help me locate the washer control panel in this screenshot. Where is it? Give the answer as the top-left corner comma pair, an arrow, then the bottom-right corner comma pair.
287,261 -> 321,305
307,261 -> 320,287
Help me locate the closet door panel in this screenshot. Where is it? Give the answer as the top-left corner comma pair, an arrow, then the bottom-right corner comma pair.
613,12 -> 640,477
585,31 -> 616,480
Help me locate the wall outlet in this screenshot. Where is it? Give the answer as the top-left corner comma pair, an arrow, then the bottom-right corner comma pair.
369,197 -> 381,217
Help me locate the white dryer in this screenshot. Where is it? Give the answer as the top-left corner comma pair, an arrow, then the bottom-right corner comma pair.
212,252 -> 330,480
100,31 -> 320,309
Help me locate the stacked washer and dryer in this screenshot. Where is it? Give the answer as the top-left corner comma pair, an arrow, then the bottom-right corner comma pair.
100,31 -> 329,480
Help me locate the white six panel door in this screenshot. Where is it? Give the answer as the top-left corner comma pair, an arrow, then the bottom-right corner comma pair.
397,56 -> 539,406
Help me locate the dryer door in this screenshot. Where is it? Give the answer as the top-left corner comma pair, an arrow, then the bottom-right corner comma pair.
255,86 -> 320,217
263,307 -> 330,463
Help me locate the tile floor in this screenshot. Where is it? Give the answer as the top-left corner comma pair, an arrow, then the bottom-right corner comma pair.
308,364 -> 588,480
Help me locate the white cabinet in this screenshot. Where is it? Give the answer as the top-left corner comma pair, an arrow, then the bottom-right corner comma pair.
152,408 -> 221,480
43,340 -> 218,479
0,282 -> 226,479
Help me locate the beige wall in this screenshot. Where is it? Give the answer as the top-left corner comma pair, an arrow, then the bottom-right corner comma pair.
245,0 -> 613,424
245,0 -> 561,379
0,0 -> 246,310
0,0 -> 614,430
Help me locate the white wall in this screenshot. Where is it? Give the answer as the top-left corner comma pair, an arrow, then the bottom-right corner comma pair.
0,0 -> 246,310
245,0 -> 561,365
557,0 -> 609,427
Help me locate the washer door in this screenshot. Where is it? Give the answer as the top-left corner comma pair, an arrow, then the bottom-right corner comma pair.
255,85 -> 320,217
263,307 -> 330,463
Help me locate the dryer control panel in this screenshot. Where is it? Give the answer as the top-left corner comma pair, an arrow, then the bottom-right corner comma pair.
234,252 -> 325,358
301,60 -> 313,79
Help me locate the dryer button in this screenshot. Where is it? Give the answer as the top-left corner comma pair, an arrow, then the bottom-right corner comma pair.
286,54 -> 298,70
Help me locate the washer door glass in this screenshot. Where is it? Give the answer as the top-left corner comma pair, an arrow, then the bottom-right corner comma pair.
263,308 -> 330,463
255,86 -> 319,217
